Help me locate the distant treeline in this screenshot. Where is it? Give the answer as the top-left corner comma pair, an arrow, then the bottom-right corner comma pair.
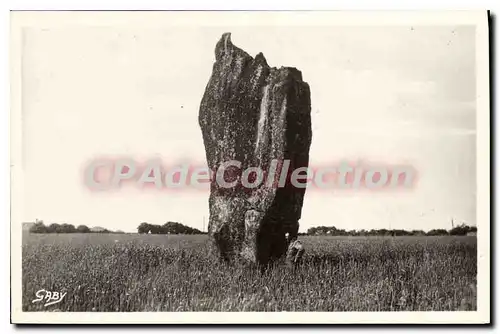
29,220 -> 476,237
304,224 -> 477,237
137,222 -> 204,235
29,221 -> 124,234
28,220 -> 202,235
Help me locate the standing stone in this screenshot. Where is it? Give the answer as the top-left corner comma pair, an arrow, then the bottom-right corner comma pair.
199,33 -> 312,266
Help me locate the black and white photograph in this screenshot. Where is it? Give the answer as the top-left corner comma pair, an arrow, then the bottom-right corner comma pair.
9,10 -> 490,324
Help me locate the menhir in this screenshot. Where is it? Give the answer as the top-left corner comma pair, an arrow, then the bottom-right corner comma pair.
198,33 -> 312,266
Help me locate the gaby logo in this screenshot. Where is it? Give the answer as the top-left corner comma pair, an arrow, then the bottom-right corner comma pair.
83,157 -> 417,192
32,289 -> 67,307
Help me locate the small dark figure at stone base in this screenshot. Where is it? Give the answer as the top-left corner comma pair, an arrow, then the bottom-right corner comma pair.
285,233 -> 305,267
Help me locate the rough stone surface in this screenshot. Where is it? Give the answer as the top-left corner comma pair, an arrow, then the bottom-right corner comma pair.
199,33 -> 312,266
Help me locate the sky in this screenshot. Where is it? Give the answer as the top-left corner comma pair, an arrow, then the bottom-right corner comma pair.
20,24 -> 476,232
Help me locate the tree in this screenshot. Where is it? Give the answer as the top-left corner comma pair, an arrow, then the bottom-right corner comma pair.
60,223 -> 76,233
347,230 -> 358,236
137,222 -> 151,234
163,221 -> 182,234
426,229 -> 449,236
162,221 -> 202,234
29,221 -> 47,233
149,224 -> 162,234
450,223 -> 475,236
136,221 -> 202,235
47,223 -> 60,233
412,230 -> 426,236
76,225 -> 91,233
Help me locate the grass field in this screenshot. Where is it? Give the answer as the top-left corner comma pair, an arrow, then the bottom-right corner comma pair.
22,233 -> 477,312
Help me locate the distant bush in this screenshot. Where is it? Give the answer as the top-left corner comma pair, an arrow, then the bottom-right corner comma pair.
137,221 -> 202,235
426,229 -> 449,236
29,221 -> 109,234
47,223 -> 60,233
76,225 -> 91,233
62,224 -> 77,233
450,224 -> 477,236
92,228 -> 112,234
137,222 -> 151,234
29,221 -> 48,234
306,225 -> 475,237
162,221 -> 202,235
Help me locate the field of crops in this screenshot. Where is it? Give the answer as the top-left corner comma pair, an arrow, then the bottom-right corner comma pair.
22,233 -> 477,312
